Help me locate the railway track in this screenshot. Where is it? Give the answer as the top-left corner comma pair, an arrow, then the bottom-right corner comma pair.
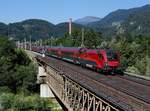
118,74 -> 150,87
37,55 -> 150,111
107,75 -> 150,104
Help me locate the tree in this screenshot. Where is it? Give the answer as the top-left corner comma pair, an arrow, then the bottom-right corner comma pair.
71,28 -> 82,46
84,29 -> 102,48
0,36 -> 38,93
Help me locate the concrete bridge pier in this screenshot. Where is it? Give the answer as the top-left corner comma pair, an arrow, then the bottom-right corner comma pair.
38,66 -> 55,98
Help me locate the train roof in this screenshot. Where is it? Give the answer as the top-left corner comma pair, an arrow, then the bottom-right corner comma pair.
57,47 -> 80,52
49,46 -> 79,50
47,46 -> 118,53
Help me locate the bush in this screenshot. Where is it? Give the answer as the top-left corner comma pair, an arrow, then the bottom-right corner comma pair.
0,93 -> 59,111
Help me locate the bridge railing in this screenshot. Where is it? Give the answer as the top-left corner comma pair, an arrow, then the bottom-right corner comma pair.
39,61 -> 120,111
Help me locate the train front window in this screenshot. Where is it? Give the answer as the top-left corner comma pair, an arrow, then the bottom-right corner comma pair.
106,50 -> 118,60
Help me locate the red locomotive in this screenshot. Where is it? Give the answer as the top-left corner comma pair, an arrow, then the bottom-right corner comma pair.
46,47 -> 121,73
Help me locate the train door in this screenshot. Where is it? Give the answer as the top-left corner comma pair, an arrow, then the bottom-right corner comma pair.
98,53 -> 104,69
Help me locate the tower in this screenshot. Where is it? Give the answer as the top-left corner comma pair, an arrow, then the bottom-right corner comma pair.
69,18 -> 72,36
81,28 -> 85,47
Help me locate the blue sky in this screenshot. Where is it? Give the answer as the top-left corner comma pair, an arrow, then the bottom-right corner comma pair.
0,0 -> 150,24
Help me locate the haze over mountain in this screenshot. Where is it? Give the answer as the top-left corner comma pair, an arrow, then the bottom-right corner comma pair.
74,16 -> 101,25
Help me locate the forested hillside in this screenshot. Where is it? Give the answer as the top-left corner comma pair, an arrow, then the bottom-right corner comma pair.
9,19 -> 55,40
122,6 -> 150,36
87,4 -> 150,37
0,22 -> 8,36
0,19 -> 84,40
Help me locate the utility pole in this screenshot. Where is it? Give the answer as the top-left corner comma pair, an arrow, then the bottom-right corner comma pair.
30,35 -> 31,50
81,28 -> 84,47
37,40 -> 39,47
40,39 -> 42,47
18,41 -> 20,48
24,38 -> 27,50
8,24 -> 9,38
51,36 -> 53,47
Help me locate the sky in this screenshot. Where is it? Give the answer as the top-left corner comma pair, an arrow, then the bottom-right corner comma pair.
0,0 -> 150,24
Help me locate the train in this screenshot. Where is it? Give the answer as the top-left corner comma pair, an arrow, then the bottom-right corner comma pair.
31,45 -> 121,74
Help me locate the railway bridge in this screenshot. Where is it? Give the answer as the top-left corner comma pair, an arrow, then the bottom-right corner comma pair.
26,50 -> 150,111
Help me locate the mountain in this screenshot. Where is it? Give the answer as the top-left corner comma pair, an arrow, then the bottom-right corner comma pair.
121,5 -> 150,36
0,19 -> 84,40
88,5 -> 147,28
88,4 -> 150,37
1,4 -> 150,39
8,19 -> 55,40
74,16 -> 101,25
88,9 -> 138,28
0,22 -> 8,36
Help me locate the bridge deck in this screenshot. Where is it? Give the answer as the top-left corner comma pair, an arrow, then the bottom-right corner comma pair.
36,55 -> 150,111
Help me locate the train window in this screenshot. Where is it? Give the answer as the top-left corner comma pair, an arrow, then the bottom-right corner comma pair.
99,54 -> 103,60
107,50 -> 118,60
